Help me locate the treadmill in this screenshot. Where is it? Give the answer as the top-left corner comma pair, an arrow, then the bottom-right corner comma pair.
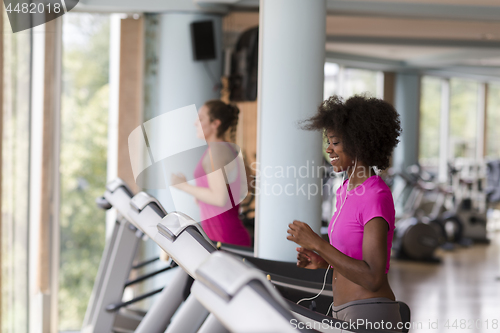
82,179 -> 185,333
87,178 -> 409,332
128,190 -> 405,333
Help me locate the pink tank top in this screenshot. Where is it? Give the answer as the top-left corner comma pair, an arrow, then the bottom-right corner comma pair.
194,145 -> 251,247
328,175 -> 395,273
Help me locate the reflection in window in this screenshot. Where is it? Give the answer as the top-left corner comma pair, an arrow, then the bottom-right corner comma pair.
487,83 -> 500,159
419,76 -> 441,169
449,78 -> 478,160
59,13 -> 110,330
1,11 -> 31,333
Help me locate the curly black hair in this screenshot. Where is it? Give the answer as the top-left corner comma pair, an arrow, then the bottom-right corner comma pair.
301,95 -> 402,171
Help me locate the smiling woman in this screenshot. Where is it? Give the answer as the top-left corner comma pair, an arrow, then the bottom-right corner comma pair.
288,95 -> 403,329
171,100 -> 252,247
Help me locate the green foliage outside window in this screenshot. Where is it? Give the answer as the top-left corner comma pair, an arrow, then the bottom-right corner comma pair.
59,13 -> 110,330
419,76 -> 441,168
420,77 -> 482,167
2,11 -> 31,333
487,84 -> 500,159
449,78 -> 478,159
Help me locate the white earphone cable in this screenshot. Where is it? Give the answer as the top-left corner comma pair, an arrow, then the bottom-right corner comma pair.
296,267 -> 330,305
296,158 -> 358,311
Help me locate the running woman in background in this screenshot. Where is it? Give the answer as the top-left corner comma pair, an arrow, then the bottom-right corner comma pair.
171,100 -> 251,247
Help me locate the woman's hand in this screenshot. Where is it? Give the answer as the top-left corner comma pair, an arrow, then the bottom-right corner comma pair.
286,220 -> 325,251
169,171 -> 227,207
171,173 -> 188,190
296,247 -> 328,269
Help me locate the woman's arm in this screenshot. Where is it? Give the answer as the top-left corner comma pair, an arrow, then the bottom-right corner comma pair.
287,218 -> 388,292
172,171 -> 229,207
171,144 -> 240,207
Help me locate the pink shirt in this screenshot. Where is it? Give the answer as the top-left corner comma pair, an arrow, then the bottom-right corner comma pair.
194,147 -> 251,247
328,175 -> 395,273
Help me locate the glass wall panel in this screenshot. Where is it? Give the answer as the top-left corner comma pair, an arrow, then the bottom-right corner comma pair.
419,76 -> 441,168
449,78 -> 478,160
486,83 -> 500,159
59,13 -> 110,330
1,10 -> 32,333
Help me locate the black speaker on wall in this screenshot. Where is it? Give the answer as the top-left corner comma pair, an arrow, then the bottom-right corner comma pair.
190,20 -> 216,61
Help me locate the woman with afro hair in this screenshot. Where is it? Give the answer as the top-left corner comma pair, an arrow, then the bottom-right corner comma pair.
287,95 -> 403,330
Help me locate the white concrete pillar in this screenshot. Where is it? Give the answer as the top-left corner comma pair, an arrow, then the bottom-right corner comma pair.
392,73 -> 420,215
157,13 -> 223,114
255,0 -> 326,261
393,73 -> 420,172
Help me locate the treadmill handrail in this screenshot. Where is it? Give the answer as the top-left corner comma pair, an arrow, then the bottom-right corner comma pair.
157,223 -> 176,241
156,211 -> 213,244
106,178 -> 134,196
195,251 -> 290,310
130,192 -> 167,215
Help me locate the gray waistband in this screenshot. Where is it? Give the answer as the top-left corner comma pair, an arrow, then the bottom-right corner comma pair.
332,297 -> 398,312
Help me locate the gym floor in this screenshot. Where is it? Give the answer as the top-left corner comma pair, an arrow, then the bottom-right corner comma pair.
388,215 -> 500,333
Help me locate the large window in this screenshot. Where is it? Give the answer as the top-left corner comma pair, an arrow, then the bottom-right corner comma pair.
449,78 -> 478,160
419,76 -> 441,168
419,76 -> 492,174
1,12 -> 31,333
59,13 -> 110,330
